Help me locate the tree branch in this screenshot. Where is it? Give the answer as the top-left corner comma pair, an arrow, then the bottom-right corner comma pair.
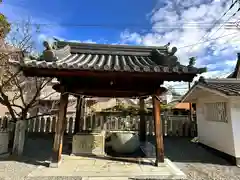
25,78 -> 53,111
0,86 -> 17,121
39,91 -> 58,101
10,103 -> 23,110
12,76 -> 27,107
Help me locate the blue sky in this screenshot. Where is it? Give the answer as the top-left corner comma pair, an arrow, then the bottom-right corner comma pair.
2,0 -> 240,94
2,0 -> 157,43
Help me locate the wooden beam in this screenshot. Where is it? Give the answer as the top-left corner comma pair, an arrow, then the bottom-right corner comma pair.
139,97 -> 146,142
69,91 -> 150,98
50,92 -> 69,167
60,78 -> 162,93
53,84 -> 152,97
152,90 -> 164,165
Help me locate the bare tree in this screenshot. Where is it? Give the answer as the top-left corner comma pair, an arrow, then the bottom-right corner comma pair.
0,16 -> 61,155
0,19 -> 53,120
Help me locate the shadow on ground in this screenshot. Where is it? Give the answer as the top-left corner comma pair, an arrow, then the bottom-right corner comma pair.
148,136 -> 231,166
1,134 -> 232,167
0,134 -> 60,167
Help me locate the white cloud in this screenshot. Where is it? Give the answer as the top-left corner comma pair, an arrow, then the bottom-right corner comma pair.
120,0 -> 240,94
82,40 -> 97,44
120,31 -> 142,44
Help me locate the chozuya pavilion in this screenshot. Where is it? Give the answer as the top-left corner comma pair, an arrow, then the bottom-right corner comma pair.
11,39 -> 205,168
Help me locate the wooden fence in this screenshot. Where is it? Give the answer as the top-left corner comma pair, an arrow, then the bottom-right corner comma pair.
0,114 -> 197,137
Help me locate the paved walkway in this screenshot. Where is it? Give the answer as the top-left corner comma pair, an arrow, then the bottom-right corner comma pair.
27,155 -> 185,179
0,156 -> 185,180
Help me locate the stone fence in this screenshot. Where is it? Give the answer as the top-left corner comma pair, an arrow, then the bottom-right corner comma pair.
0,114 -> 197,137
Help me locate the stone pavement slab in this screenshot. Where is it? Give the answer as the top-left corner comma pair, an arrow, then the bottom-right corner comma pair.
27,155 -> 186,179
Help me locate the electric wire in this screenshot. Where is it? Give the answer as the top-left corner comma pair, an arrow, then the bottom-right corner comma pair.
186,0 -> 239,53
207,5 -> 240,40
178,31 -> 239,49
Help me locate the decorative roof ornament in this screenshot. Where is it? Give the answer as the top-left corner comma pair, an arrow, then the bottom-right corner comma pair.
41,41 -> 71,62
53,37 -> 61,42
163,42 -> 177,56
163,42 -> 170,48
42,41 -> 57,62
169,47 -> 177,56
151,42 -> 179,67
199,76 -> 206,83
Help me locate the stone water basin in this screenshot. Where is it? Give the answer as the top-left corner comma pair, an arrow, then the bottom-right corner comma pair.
105,131 -> 140,154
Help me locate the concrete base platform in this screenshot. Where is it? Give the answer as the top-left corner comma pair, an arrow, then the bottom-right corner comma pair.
27,155 -> 186,179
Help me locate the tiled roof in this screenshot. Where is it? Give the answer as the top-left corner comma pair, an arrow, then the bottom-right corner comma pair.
10,40 -> 205,74
196,77 -> 240,96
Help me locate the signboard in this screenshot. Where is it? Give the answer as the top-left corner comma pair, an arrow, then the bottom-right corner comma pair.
72,133 -> 105,156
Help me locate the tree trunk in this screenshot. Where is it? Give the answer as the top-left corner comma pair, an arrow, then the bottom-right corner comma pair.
12,120 -> 26,156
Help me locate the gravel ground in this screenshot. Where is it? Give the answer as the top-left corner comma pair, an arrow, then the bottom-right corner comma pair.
149,136 -> 240,180
0,160 -> 38,180
0,135 -> 240,180
181,163 -> 240,180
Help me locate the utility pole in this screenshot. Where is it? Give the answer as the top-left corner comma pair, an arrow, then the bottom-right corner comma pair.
188,57 -> 196,122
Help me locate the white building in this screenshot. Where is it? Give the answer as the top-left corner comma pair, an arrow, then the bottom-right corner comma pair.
182,77 -> 240,167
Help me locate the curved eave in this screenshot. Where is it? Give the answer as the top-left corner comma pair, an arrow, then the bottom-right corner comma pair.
21,66 -> 198,82
17,56 -> 195,74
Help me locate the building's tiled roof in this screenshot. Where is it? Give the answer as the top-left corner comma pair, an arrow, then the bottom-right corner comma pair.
10,40 -> 205,74
195,77 -> 240,96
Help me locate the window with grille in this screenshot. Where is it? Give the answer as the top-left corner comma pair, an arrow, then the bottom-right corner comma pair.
204,102 -> 228,122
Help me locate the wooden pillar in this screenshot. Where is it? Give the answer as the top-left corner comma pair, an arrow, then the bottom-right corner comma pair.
81,98 -> 86,130
139,97 -> 146,142
74,96 -> 82,134
188,82 -> 193,122
152,91 -> 164,165
50,92 -> 69,167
